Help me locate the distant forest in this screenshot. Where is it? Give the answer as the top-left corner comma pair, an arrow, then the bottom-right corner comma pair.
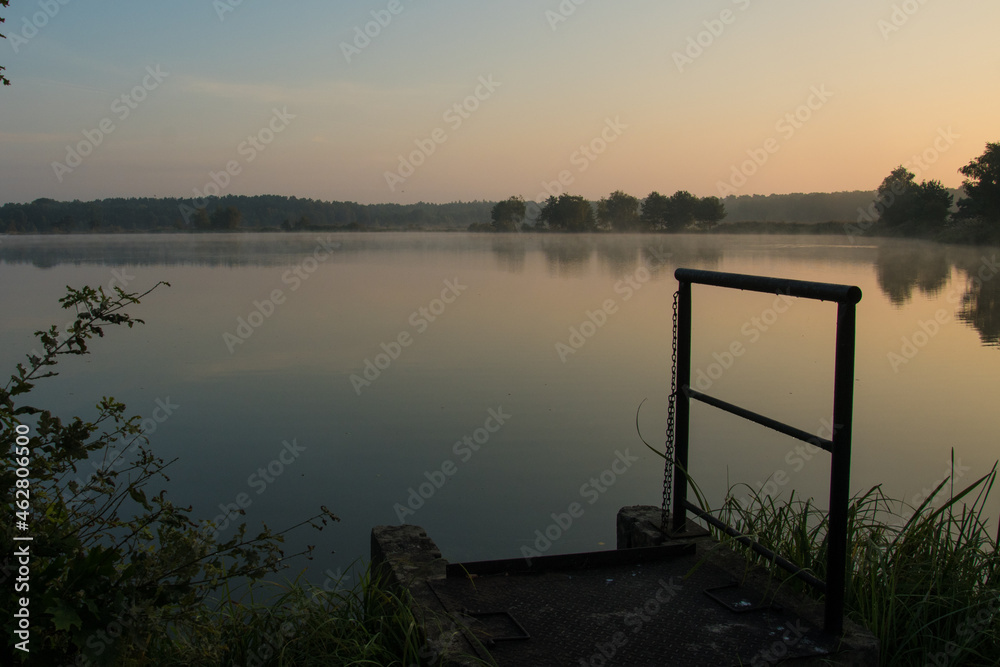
0,191 -> 941,235
0,196 -> 496,234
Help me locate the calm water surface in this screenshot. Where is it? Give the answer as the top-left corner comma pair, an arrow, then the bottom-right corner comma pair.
1,232 -> 998,582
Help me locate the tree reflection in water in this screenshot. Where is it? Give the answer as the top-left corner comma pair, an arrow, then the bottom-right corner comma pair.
874,240 -> 1000,346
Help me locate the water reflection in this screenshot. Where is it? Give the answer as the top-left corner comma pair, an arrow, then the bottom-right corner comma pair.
540,237 -> 594,277
490,238 -> 527,274
875,242 -> 950,306
954,254 -> 1000,346
595,238 -> 643,276
2,231 -> 998,574
2,232 -> 997,348
872,240 -> 1000,347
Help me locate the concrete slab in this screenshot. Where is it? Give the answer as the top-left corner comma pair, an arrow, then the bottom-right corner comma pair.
371,506 -> 878,666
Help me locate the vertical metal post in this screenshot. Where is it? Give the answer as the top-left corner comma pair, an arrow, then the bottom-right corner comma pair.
672,280 -> 692,533
825,301 -> 856,635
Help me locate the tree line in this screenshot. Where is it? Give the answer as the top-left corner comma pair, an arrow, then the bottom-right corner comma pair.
853,142 -> 1000,243
3,191 -> 921,235
0,195 -> 496,234
483,190 -> 727,233
3,142 -> 997,238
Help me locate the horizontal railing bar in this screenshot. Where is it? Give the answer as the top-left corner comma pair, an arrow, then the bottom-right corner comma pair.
685,387 -> 834,453
675,268 -> 862,304
682,500 -> 827,592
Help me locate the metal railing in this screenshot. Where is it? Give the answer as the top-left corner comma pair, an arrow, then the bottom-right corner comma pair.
671,268 -> 862,636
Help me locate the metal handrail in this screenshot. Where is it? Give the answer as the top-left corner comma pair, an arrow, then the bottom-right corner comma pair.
671,268 -> 861,636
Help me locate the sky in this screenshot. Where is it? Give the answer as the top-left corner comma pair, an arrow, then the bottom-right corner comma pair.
0,0 -> 998,206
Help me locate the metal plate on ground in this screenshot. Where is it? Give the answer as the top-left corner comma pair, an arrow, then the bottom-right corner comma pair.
465,611 -> 531,644
705,582 -> 778,613
430,550 -> 838,666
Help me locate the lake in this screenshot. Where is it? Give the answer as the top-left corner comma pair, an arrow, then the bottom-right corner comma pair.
1,232 -> 998,585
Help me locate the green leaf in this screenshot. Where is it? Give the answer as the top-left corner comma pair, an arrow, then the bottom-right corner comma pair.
129,486 -> 150,508
47,602 -> 83,632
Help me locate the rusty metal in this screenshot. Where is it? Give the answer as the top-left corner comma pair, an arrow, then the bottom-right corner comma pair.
670,268 -> 861,636
704,581 -> 777,614
432,547 -> 839,665
670,279 -> 692,535
661,290 -> 679,530
673,268 -> 862,304
682,499 -> 827,593
686,388 -> 835,453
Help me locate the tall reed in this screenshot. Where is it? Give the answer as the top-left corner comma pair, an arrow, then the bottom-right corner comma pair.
709,459 -> 1000,666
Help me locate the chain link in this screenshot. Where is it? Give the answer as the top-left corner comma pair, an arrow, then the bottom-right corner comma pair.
661,290 -> 679,530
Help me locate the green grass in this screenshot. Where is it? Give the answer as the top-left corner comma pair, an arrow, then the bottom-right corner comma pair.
112,563 -> 468,666
706,458 -> 1000,666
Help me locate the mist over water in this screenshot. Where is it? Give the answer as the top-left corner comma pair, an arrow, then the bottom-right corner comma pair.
1,232 -> 997,581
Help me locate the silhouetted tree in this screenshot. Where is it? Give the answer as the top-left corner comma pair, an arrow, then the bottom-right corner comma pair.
956,142 -> 1000,223
211,206 -> 242,230
641,191 -> 670,231
875,166 -> 951,233
876,167 -> 920,228
666,191 -> 699,230
695,196 -> 726,229
491,196 -> 526,232
597,190 -> 642,231
538,194 -> 596,232
192,208 -> 211,231
915,180 -> 953,228
1,1 -> 10,86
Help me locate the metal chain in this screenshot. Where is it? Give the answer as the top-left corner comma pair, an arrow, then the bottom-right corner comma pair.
661,290 -> 679,530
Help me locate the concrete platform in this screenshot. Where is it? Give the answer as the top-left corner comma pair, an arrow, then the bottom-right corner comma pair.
371,506 -> 879,666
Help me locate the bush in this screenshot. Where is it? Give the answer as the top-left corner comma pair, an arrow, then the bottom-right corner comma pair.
0,283 -> 337,664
